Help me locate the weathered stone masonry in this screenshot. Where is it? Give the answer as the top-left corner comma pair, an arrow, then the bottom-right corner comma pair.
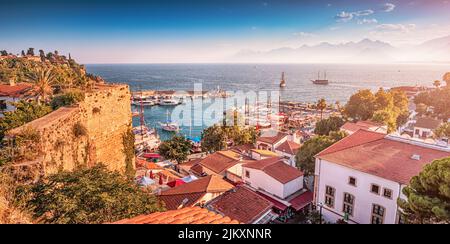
6,84 -> 134,179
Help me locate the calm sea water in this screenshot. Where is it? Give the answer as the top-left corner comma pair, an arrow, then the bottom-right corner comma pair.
86,63 -> 449,140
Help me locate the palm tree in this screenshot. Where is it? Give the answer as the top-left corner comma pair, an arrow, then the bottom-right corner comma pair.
443,72 -> 450,88
25,67 -> 57,104
317,98 -> 327,120
433,80 -> 441,89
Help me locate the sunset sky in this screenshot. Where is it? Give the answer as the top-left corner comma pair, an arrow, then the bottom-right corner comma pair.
1,0 -> 449,63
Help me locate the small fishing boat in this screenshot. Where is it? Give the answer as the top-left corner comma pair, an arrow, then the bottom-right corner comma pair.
158,99 -> 180,106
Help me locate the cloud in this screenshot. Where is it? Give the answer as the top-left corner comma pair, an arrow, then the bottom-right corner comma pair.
335,9 -> 374,22
358,18 -> 378,25
335,11 -> 354,22
293,32 -> 316,38
354,9 -> 375,16
375,24 -> 416,32
382,3 -> 396,12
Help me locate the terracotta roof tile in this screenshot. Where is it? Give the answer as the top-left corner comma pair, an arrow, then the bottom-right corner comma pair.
316,130 -> 450,184
206,186 -> 274,224
159,175 -> 234,210
243,157 -> 304,184
415,117 -> 442,130
198,151 -> 241,174
0,83 -> 32,97
257,132 -> 288,145
275,140 -> 302,155
113,207 -> 240,224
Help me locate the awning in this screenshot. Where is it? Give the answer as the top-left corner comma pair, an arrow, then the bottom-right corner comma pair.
167,179 -> 186,188
143,153 -> 161,159
256,192 -> 289,212
289,191 -> 313,211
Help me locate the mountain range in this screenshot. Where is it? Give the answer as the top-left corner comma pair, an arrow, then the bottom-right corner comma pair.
231,35 -> 450,63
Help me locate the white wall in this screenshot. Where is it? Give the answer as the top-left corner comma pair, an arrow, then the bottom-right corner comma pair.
243,166 -> 303,199
274,150 -> 296,167
314,158 -> 403,224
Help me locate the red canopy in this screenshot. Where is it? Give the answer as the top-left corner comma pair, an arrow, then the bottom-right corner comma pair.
256,192 -> 288,212
166,179 -> 186,188
143,153 -> 161,159
289,191 -> 313,211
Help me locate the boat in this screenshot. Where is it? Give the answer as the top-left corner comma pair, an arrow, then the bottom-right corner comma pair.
279,72 -> 286,88
159,110 -> 180,132
158,98 -> 180,106
311,71 -> 329,85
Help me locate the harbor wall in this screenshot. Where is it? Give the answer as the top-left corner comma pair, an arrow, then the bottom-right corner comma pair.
5,84 -> 134,179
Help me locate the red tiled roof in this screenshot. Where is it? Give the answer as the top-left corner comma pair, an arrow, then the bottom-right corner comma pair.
230,144 -> 256,153
415,117 -> 442,130
198,151 -> 242,174
0,83 -> 32,97
316,130 -> 450,184
289,191 -> 313,211
243,157 -> 304,184
206,186 -> 274,224
257,132 -> 288,145
113,207 -> 240,224
275,140 -> 302,155
159,175 -> 234,210
341,121 -> 386,134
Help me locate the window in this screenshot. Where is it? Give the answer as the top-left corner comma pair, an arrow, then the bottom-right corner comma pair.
245,170 -> 250,178
371,204 -> 385,224
371,184 -> 380,195
348,177 -> 357,186
342,193 -> 355,216
383,188 -> 393,199
324,186 -> 335,208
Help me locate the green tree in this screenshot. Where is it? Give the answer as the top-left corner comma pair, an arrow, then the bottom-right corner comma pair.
443,72 -> 450,87
0,101 -> 52,140
434,80 -> 441,89
201,124 -> 228,153
344,89 -> 376,121
26,48 -> 34,56
416,103 -> 428,115
434,123 -> 450,139
158,135 -> 192,164
0,50 -> 7,56
398,157 -> 450,224
374,88 -> 394,110
21,165 -> 165,224
371,109 -> 397,133
314,116 -> 345,136
25,67 -> 57,103
50,90 -> 85,110
316,98 -> 327,120
295,131 -> 347,176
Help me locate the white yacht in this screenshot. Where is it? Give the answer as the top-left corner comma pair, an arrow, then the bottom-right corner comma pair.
158,98 -> 180,106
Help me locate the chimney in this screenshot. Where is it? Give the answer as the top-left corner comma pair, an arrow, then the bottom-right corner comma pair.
411,154 -> 421,161
177,198 -> 190,209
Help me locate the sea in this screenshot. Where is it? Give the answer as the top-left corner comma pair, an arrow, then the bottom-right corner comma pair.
86,63 -> 449,140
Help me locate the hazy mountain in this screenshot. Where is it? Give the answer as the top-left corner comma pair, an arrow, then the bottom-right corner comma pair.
231,36 -> 450,63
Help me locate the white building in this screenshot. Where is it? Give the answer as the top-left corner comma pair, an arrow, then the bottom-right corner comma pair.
314,130 -> 450,224
274,140 -> 302,167
242,157 -> 304,199
413,117 -> 442,139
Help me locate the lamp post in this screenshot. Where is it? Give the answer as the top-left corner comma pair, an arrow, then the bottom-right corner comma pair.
318,202 -> 324,225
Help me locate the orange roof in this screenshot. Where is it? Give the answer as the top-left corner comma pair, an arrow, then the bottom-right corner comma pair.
316,130 -> 450,184
113,207 -> 240,224
243,157 -> 304,184
257,132 -> 288,145
0,83 -> 32,97
206,186 -> 274,224
159,175 -> 234,210
198,151 -> 242,174
275,140 -> 302,155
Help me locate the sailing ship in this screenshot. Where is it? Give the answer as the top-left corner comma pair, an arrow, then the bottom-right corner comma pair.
279,72 -> 286,88
160,110 -> 180,132
134,96 -> 161,153
311,71 -> 329,85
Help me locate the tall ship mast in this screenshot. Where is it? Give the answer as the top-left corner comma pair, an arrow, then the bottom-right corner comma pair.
311,71 -> 329,85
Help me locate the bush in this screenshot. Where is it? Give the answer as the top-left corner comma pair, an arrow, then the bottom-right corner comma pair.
50,90 -> 84,110
22,164 -> 165,224
73,122 -> 87,138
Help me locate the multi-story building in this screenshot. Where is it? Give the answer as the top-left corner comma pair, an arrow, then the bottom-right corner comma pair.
314,129 -> 450,224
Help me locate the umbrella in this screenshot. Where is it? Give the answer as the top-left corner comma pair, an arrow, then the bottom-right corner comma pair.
149,170 -> 154,179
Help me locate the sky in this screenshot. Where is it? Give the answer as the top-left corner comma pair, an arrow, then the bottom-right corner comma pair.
0,0 -> 449,63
